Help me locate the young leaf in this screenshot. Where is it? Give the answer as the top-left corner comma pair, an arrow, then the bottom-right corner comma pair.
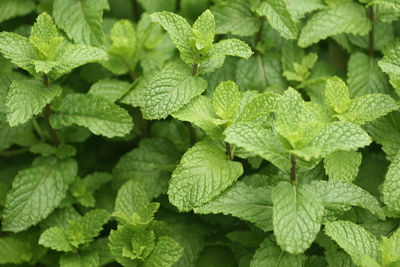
141,63 -> 207,119
50,93 -> 133,138
6,79 -> 62,127
382,151 -> 400,213
272,182 -> 324,254
325,221 -> 381,266
39,227 -> 74,252
324,150 -> 362,183
108,226 -> 137,266
194,182 -> 273,231
142,236 -> 183,267
192,10 -> 215,50
53,0 -> 110,46
0,0 -> 35,24
325,76 -> 351,114
168,140 -> 243,211
212,81 -> 241,121
2,157 -> 77,232
298,2 -> 370,47
381,227 -> 400,266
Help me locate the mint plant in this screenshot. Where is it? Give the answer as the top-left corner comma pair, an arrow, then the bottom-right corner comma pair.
1,0 -> 400,266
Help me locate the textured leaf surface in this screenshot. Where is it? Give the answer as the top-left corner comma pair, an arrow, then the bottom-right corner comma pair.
325,221 -> 380,265
142,63 -> 207,119
195,182 -> 273,231
298,3 -> 370,47
39,227 -> 74,252
250,237 -> 304,267
2,157 -> 77,232
88,78 -> 131,103
311,180 -> 385,219
50,93 -> 133,138
382,151 -> 400,213
209,38 -> 253,59
212,81 -> 241,120
272,183 -> 324,254
237,92 -> 281,122
0,0 -> 35,24
108,226 -> 136,266
168,140 -> 243,211
192,10 -> 215,50
81,209 -> 110,244
0,236 -> 33,264
325,76 -> 350,114
224,122 -> 289,171
381,227 -> 400,266
347,52 -> 390,97
53,0 -> 110,46
324,150 -> 362,183
6,79 -> 62,127
59,249 -> 99,267
143,236 -> 183,267
310,122 -> 371,156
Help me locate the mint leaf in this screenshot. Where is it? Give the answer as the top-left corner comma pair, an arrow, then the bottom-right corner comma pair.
192,10 -> 215,50
298,2 -> 370,47
325,221 -> 381,266
0,0 -> 35,24
81,209 -> 110,244
325,76 -> 351,114
324,150 -> 362,183
381,227 -> 400,266
142,236 -> 183,267
53,0 -> 110,46
168,140 -> 243,211
272,182 -> 324,254
141,63 -> 207,119
212,81 -> 241,121
39,227 -> 74,252
194,182 -> 273,231
50,93 -> 133,138
88,78 -> 131,103
2,157 -> 77,232
382,151 -> 400,214
6,79 -> 62,127
209,38 -> 253,59
108,226 -> 137,266
0,236 -> 33,264
237,92 -> 281,123
59,249 -> 99,267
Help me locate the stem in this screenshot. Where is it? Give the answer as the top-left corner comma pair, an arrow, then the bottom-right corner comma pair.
368,6 -> 375,57
0,148 -> 29,157
192,63 -> 199,76
42,75 -> 61,147
225,142 -> 232,161
290,154 -> 296,183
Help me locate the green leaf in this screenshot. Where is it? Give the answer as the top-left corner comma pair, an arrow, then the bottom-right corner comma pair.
285,0 -> 325,21
194,182 -> 273,231
113,138 -> 180,199
0,0 -> 35,24
298,2 -> 370,47
88,78 -> 131,103
381,227 -> 400,266
237,92 -> 281,123
2,157 -> 77,232
211,0 -> 260,37
209,38 -> 253,59
168,140 -> 243,212
324,150 -> 362,183
6,79 -> 62,127
50,93 -> 133,138
252,0 -> 298,39
39,227 -> 74,252
123,229 -> 155,260
0,32 -> 39,74
310,180 -> 385,220
250,237 -> 304,267
142,236 -> 183,267
114,180 -> 159,226
310,122 -> 371,157
81,209 -> 110,244
212,81 -> 241,121
192,10 -> 215,50
137,0 -> 176,12
324,221 -> 381,265
0,236 -> 34,264
272,182 -> 324,254
338,94 -> 398,125
382,151 -> 400,213
29,143 -> 77,159
224,122 -> 289,171
347,52 -> 390,97
141,63 -> 207,119
53,0 -> 110,46
108,226 -> 137,266
60,249 -> 99,267
325,76 -> 351,114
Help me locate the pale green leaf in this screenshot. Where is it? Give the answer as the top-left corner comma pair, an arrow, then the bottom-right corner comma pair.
123,229 -> 155,260
2,157 -> 77,232
237,92 -> 281,123
192,10 -> 215,50
6,79 -> 62,127
272,183 -> 324,254
252,0 -> 298,39
250,237 -> 304,267
310,122 -> 371,156
310,180 -> 385,219
142,236 -> 183,267
53,0 -> 110,46
347,52 -> 390,97
39,227 -> 74,252
212,81 -> 241,120
0,0 -> 35,24
224,122 -> 289,171
141,63 -> 207,119
108,226 -> 137,267
137,0 -> 176,12
325,221 -> 380,265
81,209 -> 110,244
325,76 -> 351,114
50,93 -> 133,138
378,44 -> 400,94
211,0 -> 260,37
168,140 -> 243,211
0,236 -> 33,264
324,150 -> 362,183
298,2 -> 370,47
285,0 -> 325,20
381,227 -> 400,266
209,38 -> 253,59
88,78 -> 131,103
194,182 -> 273,231
60,249 -> 99,267
382,151 -> 400,213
